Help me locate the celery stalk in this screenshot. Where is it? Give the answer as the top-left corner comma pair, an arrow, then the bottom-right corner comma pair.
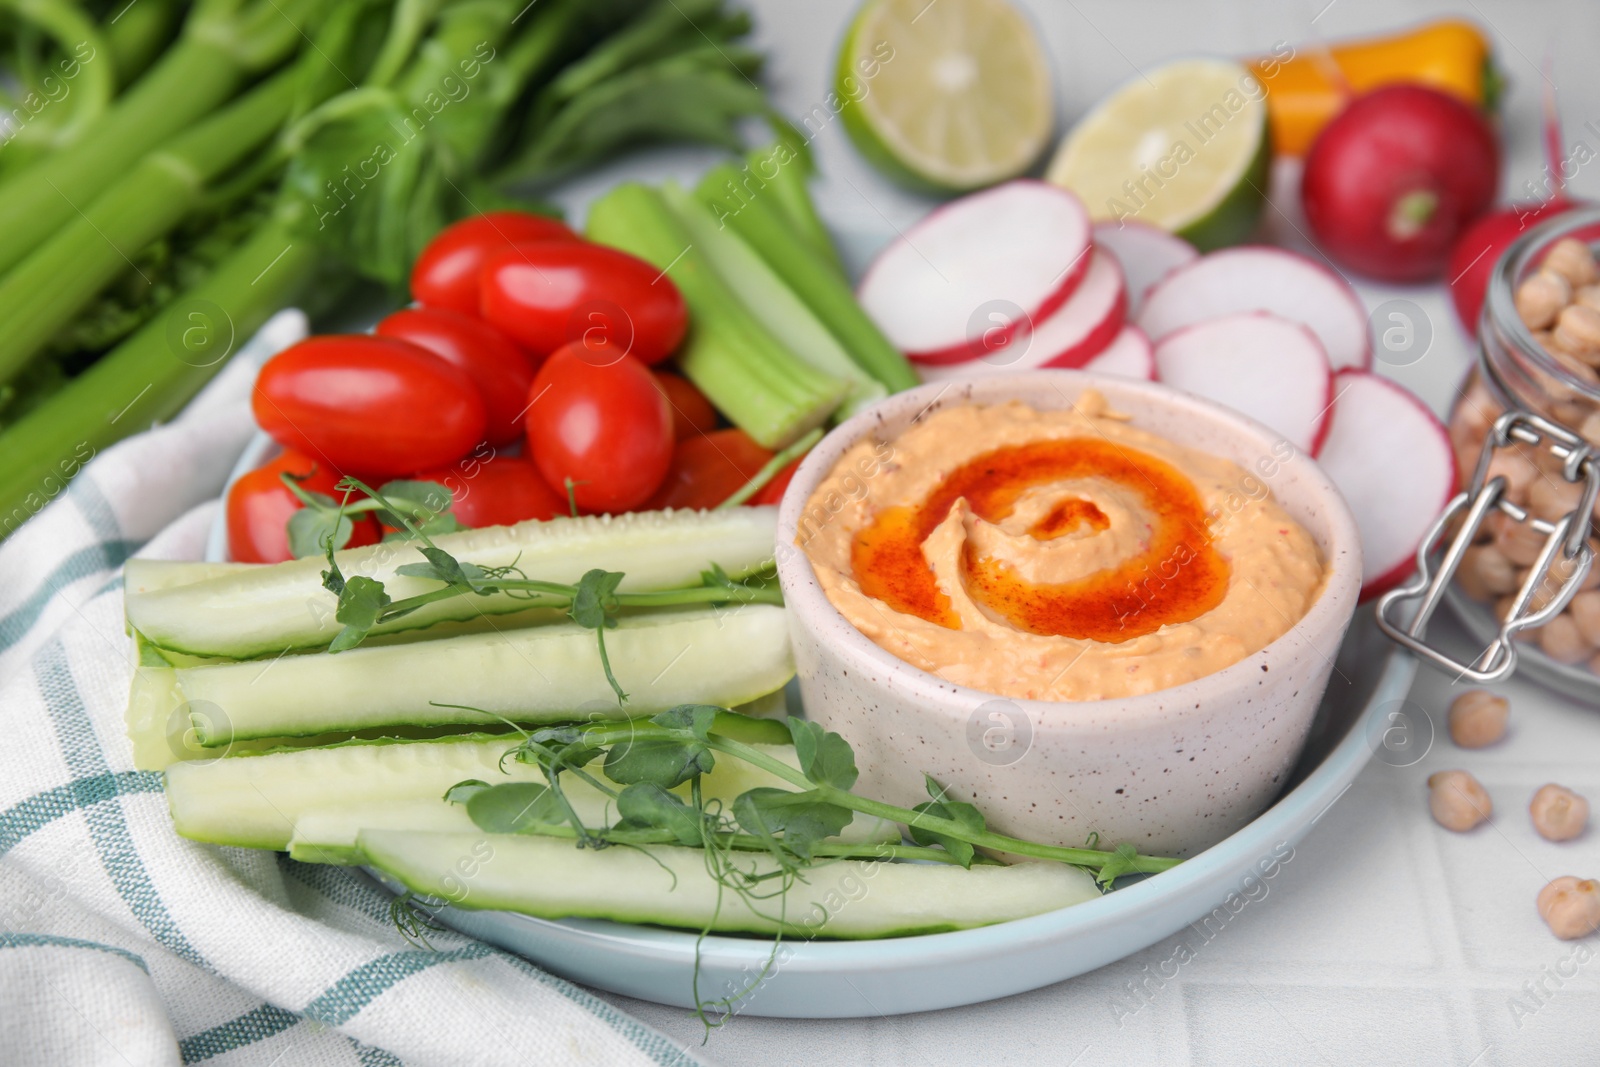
659,182 -> 884,417
0,0 -> 320,277
0,214 -> 317,539
585,182 -> 847,448
0,66 -> 301,386
742,143 -> 846,277
697,162 -> 919,393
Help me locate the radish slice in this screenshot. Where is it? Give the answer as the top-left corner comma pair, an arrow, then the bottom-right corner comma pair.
859,181 -> 1093,364
917,250 -> 1125,383
1081,325 -> 1154,380
1317,370 -> 1455,599
1152,312 -> 1334,455
1137,247 -> 1371,371
1091,221 -> 1197,317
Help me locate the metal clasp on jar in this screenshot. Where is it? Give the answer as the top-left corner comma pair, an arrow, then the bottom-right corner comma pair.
1377,409 -> 1600,682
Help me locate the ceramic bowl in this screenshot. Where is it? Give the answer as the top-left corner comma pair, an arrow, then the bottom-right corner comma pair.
774,371 -> 1363,856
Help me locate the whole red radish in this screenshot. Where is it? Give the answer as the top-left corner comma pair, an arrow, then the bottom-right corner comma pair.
411,211 -> 576,315
375,307 -> 535,446
253,336 -> 487,480
1445,199 -> 1577,333
1302,85 -> 1499,282
524,342 -> 673,514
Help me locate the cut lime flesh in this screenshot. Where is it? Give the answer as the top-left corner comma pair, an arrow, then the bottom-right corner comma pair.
837,0 -> 1055,193
1047,58 -> 1270,251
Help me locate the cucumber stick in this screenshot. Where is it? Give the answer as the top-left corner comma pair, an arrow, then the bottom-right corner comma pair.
358,831 -> 1100,938
164,606 -> 792,744
125,506 -> 779,659
171,734 -> 894,855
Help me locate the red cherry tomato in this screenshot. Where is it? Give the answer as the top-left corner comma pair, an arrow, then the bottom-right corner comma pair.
411,211 -> 576,315
480,242 -> 687,364
525,343 -> 673,513
412,452 -> 568,528
226,450 -> 378,563
253,335 -> 487,480
374,308 -> 535,446
750,454 -> 804,506
646,429 -> 773,511
654,370 -> 719,441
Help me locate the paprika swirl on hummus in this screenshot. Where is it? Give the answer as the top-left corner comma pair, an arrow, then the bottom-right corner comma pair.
796,393 -> 1325,701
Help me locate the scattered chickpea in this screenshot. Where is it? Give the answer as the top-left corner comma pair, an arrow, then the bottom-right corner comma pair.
1428,770 -> 1493,831
1537,876 -> 1600,940
1447,690 -> 1509,748
1539,613 -> 1590,664
1530,784 -> 1590,842
1517,269 -> 1571,330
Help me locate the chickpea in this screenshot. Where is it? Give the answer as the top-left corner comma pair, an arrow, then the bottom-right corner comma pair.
1537,876 -> 1600,940
1539,613 -> 1590,664
1529,473 -> 1584,520
1543,238 -> 1600,288
1447,690 -> 1509,748
1458,545 -> 1519,601
1491,512 -> 1547,567
1517,269 -> 1572,330
1428,770 -> 1493,831
1554,306 -> 1600,363
1549,345 -> 1600,383
1548,550 -> 1600,593
1579,284 -> 1600,312
1530,784 -> 1590,842
1570,590 -> 1600,645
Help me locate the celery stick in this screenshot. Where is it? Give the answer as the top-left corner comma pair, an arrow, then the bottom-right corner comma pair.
0,64 -> 301,385
0,216 -> 316,541
585,182 -> 848,448
660,183 -> 884,417
739,143 -> 847,277
0,0 -> 320,277
696,163 -> 919,393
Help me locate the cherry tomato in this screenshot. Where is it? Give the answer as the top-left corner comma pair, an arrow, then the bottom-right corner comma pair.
253,335 -> 487,480
226,450 -> 378,563
374,308 -> 535,446
646,429 -> 773,511
480,242 -> 687,364
411,211 -> 576,315
750,454 -> 804,506
525,342 -> 673,513
654,370 -> 718,441
412,452 -> 568,528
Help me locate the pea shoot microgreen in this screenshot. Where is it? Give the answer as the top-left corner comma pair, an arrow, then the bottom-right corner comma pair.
424,705 -> 1182,1029
313,478 -> 782,703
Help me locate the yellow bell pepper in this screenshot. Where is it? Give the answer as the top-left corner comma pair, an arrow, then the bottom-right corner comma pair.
1250,19 -> 1497,157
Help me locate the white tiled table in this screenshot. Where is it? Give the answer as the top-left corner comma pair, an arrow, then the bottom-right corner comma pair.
558,1 -> 1600,1060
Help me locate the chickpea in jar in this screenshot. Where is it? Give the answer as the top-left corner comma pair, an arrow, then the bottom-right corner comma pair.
1449,234 -> 1600,674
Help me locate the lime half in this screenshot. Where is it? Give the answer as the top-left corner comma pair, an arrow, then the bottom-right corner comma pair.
836,0 -> 1054,194
1046,58 -> 1270,251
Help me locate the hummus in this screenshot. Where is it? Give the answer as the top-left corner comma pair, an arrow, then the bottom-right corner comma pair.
797,394 -> 1325,701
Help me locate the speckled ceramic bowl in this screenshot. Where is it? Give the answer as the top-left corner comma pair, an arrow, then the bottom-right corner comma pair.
774,371 -> 1363,857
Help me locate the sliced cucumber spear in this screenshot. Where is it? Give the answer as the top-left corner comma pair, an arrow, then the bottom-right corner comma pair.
126,506 -> 779,660
167,730 -> 893,858
158,606 -> 792,745
358,830 -> 1101,938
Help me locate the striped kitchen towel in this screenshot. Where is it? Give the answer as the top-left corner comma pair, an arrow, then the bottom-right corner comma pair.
0,311 -> 701,1067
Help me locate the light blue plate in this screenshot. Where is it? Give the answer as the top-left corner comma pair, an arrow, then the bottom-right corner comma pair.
210,432 -> 1416,1018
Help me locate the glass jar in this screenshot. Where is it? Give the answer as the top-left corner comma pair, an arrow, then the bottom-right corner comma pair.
1443,206 -> 1600,690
